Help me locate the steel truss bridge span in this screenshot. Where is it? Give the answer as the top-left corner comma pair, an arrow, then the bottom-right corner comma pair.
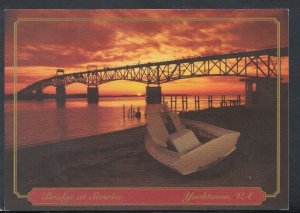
18,47 -> 288,96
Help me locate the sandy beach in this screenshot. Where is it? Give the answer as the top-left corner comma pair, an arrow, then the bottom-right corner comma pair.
5,106 -> 288,210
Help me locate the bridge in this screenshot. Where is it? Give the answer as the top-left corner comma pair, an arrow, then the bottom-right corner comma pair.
17,47 -> 288,104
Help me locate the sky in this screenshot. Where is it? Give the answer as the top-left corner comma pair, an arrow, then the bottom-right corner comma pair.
5,9 -> 288,95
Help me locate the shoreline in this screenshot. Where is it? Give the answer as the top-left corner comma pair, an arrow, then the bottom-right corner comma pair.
5,106 -> 248,152
4,106 -> 288,210
5,123 -> 147,152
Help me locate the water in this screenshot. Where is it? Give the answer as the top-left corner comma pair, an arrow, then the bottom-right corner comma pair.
4,97 -> 146,149
4,95 -> 244,149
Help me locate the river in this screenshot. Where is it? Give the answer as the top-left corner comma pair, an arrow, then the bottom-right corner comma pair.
4,95 -> 244,149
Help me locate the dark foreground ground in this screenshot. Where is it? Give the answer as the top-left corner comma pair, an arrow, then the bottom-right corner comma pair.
5,106 -> 288,210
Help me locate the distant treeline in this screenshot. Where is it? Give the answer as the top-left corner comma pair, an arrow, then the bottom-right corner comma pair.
4,93 -> 87,100
4,94 -> 145,100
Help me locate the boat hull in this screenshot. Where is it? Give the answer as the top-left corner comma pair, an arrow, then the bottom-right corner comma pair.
145,120 -> 240,175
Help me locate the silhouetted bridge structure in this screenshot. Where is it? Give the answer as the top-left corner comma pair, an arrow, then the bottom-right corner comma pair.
18,47 -> 288,104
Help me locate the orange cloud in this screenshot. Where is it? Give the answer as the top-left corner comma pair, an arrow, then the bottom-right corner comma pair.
5,9 -> 288,95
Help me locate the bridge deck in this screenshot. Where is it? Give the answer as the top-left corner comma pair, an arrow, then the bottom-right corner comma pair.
17,47 -> 288,96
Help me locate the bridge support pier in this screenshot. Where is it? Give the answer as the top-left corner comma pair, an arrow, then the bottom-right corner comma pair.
146,86 -> 162,104
35,88 -> 43,101
56,85 -> 66,106
87,86 -> 99,104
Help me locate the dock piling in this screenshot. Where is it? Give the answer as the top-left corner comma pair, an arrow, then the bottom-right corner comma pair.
221,95 -> 226,107
123,104 -> 125,119
182,95 -> 188,111
208,96 -> 213,108
194,96 -> 200,110
170,96 -> 178,111
237,95 -> 241,106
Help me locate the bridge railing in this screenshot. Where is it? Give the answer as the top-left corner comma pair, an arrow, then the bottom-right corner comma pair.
17,46 -> 287,96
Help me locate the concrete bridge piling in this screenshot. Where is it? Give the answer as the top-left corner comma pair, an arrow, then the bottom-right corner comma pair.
56,85 -> 66,105
87,86 -> 99,104
146,86 -> 162,104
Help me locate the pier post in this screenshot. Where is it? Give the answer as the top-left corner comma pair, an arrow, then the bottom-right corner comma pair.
221,95 -> 226,107
194,96 -> 200,110
87,86 -> 99,103
123,105 -> 125,119
185,96 -> 188,110
146,86 -> 161,104
237,95 -> 241,106
170,96 -> 177,111
56,85 -> 66,105
36,88 -> 43,101
208,96 -> 213,108
182,96 -> 188,111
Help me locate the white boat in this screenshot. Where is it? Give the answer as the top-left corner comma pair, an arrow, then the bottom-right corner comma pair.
145,104 -> 240,175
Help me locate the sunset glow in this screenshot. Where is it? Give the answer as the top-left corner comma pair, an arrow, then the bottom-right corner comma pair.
5,9 -> 288,95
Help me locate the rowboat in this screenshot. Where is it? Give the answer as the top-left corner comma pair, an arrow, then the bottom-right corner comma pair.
145,104 -> 240,175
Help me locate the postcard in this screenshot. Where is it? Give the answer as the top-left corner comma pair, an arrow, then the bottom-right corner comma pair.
3,9 -> 288,210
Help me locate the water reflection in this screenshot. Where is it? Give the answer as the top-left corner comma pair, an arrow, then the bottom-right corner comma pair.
4,96 -> 244,149
56,101 -> 66,108
4,97 -> 146,149
56,108 -> 67,140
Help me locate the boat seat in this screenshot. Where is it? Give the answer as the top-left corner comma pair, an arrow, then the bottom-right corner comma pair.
146,105 -> 170,148
169,129 -> 202,153
146,104 -> 201,150
161,104 -> 186,131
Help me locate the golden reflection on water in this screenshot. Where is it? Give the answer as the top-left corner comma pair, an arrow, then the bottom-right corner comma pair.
4,96 -> 244,149
4,97 -> 147,149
